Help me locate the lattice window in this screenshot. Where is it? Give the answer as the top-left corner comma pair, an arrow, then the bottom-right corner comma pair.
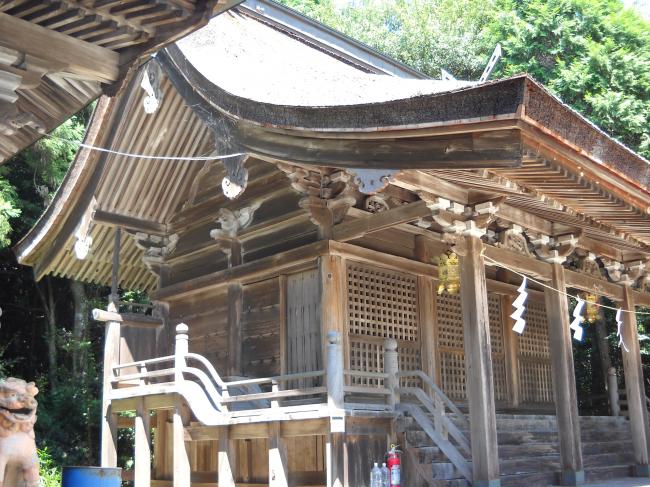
347,262 -> 419,341
436,293 -> 507,402
346,262 -> 420,386
517,300 -> 553,403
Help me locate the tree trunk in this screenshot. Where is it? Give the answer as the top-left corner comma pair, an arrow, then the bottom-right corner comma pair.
35,277 -> 58,388
70,280 -> 88,380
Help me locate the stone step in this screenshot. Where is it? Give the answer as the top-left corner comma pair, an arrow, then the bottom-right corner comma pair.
582,439 -> 633,455
586,464 -> 633,482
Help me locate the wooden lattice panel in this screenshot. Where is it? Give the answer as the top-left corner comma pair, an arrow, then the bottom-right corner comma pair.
347,262 -> 419,341
436,293 -> 508,401
517,301 -> 554,403
346,262 -> 420,386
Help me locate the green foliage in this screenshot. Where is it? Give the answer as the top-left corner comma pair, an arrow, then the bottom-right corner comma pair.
489,0 -> 650,158
0,177 -> 20,248
38,448 -> 62,487
282,0 -> 496,79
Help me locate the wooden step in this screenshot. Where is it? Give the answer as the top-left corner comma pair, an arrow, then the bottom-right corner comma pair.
585,464 -> 633,482
499,470 -> 557,487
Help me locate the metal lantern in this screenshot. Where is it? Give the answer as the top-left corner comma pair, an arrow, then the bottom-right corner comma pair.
437,251 -> 460,295
583,292 -> 600,323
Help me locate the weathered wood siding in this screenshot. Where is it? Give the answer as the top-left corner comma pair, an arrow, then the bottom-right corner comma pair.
242,278 -> 281,377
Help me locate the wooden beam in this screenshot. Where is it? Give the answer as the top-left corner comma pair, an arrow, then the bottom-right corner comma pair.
459,234 -> 500,485
621,286 -> 650,476
483,244 -> 552,280
391,170 -> 468,204
333,200 -> 430,242
0,12 -> 119,83
545,263 -> 584,485
92,309 -> 163,328
564,269 -> 623,302
93,210 -> 167,235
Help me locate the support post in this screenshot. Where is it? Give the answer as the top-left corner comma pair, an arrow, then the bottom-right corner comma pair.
501,294 -> 520,408
459,234 -> 500,487
134,398 -> 151,487
384,338 -> 399,410
607,367 -> 620,417
327,331 -> 344,411
218,426 -> 237,487
101,228 -> 121,467
621,286 -> 650,476
227,283 -> 243,376
327,431 -> 347,487
173,323 -> 190,487
545,263 -> 584,485
320,255 -> 346,367
269,422 -> 288,487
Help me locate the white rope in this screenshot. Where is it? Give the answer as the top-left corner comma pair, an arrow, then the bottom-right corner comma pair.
483,254 -> 650,315
45,134 -> 245,162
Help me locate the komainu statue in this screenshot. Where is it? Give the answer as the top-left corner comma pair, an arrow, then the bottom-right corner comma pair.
0,378 -> 39,487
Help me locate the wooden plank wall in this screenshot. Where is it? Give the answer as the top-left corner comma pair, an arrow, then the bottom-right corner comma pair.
241,278 -> 281,378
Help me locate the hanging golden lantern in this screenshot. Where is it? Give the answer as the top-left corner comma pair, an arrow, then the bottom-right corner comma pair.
582,292 -> 600,323
437,250 -> 460,295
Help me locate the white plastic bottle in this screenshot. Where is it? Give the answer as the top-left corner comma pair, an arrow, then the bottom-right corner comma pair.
370,462 -> 382,487
381,462 -> 390,487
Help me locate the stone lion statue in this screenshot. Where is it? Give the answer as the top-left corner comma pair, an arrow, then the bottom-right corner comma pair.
0,378 -> 39,487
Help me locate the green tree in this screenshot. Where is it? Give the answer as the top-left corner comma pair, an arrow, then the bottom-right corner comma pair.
490,0 -> 650,158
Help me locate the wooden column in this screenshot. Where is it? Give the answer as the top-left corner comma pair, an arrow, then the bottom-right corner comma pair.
269,422 -> 288,487
153,410 -> 169,479
227,283 -> 243,376
327,432 -> 347,487
545,263 -> 584,485
101,228 -> 121,467
621,285 -> 650,476
134,398 -> 151,487
459,234 -> 500,487
218,426 -> 237,487
501,295 -> 520,408
320,255 -> 346,365
172,399 -> 190,487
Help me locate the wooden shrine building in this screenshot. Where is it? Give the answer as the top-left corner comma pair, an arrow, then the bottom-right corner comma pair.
13,1 -> 650,486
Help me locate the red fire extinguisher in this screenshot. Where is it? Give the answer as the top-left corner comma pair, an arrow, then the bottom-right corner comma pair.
387,444 -> 401,487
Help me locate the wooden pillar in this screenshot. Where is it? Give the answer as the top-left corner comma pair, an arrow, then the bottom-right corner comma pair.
621,285 -> 650,476
459,234 -> 500,487
172,399 -> 190,487
227,283 -> 243,376
101,228 -> 121,467
218,426 -> 237,487
327,432 -> 347,487
153,410 -> 169,479
501,295 -> 520,408
134,398 -> 151,487
269,422 -> 288,487
545,263 -> 584,485
320,255 -> 346,365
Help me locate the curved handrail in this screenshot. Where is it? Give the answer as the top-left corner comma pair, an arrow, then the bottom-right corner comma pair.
186,353 -> 227,388
182,366 -> 223,411
113,355 -> 175,371
398,369 -> 469,431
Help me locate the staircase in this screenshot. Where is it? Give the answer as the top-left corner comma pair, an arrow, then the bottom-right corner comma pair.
401,413 -> 636,486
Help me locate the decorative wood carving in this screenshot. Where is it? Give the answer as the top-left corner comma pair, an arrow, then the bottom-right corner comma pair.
279,164 -> 356,239
575,252 -> 603,278
209,204 -> 261,266
222,154 -> 249,200
363,194 -> 390,213
135,233 -> 179,275
73,199 -> 97,260
140,62 -> 163,114
350,168 -> 396,194
496,224 -> 531,256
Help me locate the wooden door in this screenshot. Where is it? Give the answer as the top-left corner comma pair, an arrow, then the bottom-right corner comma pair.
286,269 -> 322,386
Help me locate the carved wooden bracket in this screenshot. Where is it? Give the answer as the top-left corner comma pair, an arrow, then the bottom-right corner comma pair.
135,233 -> 179,275
531,233 -> 580,264
349,168 -> 396,194
575,251 -> 603,278
496,224 -> 531,256
140,62 -> 163,114
279,164 -> 357,239
209,204 -> 260,266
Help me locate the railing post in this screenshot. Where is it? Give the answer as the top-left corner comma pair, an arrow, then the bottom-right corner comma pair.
608,367 -> 620,417
175,323 -> 188,384
384,338 -> 399,410
327,331 -> 344,411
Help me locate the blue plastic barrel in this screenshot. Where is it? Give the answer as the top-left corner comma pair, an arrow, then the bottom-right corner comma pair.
62,467 -> 122,487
